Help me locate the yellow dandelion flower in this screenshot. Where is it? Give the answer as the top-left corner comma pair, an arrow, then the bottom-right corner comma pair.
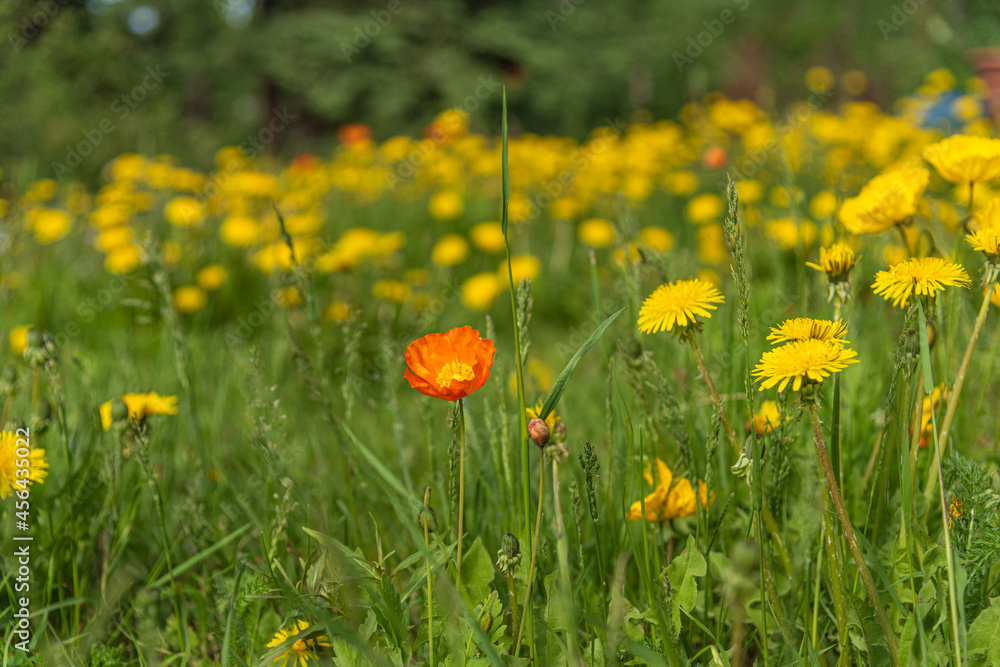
872,257 -> 971,308
809,190 -> 839,220
461,272 -> 502,311
0,431 -> 49,499
627,458 -> 711,522
839,163 -> 929,234
470,222 -> 506,253
753,339 -> 859,392
428,190 -> 464,221
577,218 -> 616,248
324,301 -> 356,323
105,245 -> 143,274
686,193 -> 724,224
220,215 -> 261,247
639,226 -> 675,252
752,400 -> 783,436
195,264 -> 228,291
27,208 -> 73,244
502,255 -> 541,284
173,286 -> 208,314
966,227 -> 1000,261
991,284 -> 1000,308
9,325 -> 33,355
923,134 -> 1000,184
734,180 -> 763,205
95,226 -> 134,252
431,234 -> 470,267
637,279 -> 724,335
665,171 -> 699,196
164,196 -> 206,227
266,619 -> 331,667
100,392 -> 179,430
766,318 -> 849,345
372,279 -> 410,304
806,242 -> 860,283
976,197 -> 1000,230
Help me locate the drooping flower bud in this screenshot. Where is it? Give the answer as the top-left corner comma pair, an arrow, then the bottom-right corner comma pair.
528,418 -> 549,448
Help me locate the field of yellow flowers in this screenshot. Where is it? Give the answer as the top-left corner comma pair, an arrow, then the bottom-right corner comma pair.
3,68 -> 1000,666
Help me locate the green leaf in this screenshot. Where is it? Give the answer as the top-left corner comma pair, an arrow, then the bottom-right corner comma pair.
665,535 -> 707,634
540,305 -> 628,421
459,536 -> 495,605
968,597 -> 1000,666
544,570 -> 571,633
845,588 -> 893,667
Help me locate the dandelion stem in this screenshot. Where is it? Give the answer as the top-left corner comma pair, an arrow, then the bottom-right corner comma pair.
514,455 -> 545,658
923,269 -> 996,508
457,397 -> 466,586
810,405 -> 899,666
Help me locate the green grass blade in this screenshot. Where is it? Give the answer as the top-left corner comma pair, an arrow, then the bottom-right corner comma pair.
501,87 -> 509,236
150,523 -> 251,588
539,305 -> 627,421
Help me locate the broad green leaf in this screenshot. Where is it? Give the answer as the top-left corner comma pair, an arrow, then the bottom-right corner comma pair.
665,535 -> 707,635
459,536 -> 495,605
544,570 -> 572,633
540,305 -> 627,421
968,597 -> 1000,666
845,588 -> 893,667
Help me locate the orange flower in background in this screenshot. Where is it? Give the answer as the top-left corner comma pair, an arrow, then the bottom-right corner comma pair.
336,123 -> 372,147
404,326 -> 495,401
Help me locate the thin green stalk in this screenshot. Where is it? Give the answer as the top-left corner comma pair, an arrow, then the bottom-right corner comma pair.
809,405 -> 898,666
914,301 -> 964,667
423,487 -> 435,667
514,456 -> 544,658
457,398 -> 466,585
923,268 -> 997,508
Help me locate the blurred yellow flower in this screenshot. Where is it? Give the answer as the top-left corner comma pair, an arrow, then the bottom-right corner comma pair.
503,255 -> 542,284
164,196 -> 206,227
842,69 -> 868,95
9,325 -> 33,355
639,226 -> 675,252
27,208 -> 73,244
95,226 -> 134,252
697,223 -> 728,264
805,66 -> 834,93
100,392 -> 179,430
628,458 -> 711,521
429,190 -> 464,221
105,245 -> 143,274
578,218 -> 616,248
550,197 -> 581,220
372,279 -> 410,303
839,163 -> 929,234
431,234 -> 470,267
809,190 -> 838,219
990,283 -> 1000,308
461,273 -> 502,311
220,215 -> 261,247
471,222 -> 506,253
686,193 -> 724,224
752,400 -> 783,435
765,218 -> 817,250
734,180 -> 763,205
173,286 -> 208,314
196,264 -> 228,291
162,240 -> 182,267
325,301 -> 356,323
90,204 -> 131,229
665,171 -> 699,196
872,257 -> 970,308
277,287 -> 303,308
923,134 -> 1000,184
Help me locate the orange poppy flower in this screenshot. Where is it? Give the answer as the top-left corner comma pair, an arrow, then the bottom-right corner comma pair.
404,326 -> 495,401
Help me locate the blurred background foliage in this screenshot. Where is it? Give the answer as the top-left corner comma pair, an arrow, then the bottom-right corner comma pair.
1,0 -> 999,184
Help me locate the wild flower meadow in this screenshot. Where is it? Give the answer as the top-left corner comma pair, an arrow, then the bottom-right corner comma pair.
3,68 -> 1000,666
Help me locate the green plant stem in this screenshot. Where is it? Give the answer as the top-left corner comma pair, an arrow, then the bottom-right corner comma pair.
810,405 -> 898,666
507,572 -> 519,641
457,398 -> 466,586
922,272 -> 996,508
424,488 -> 435,667
514,455 -> 545,658
688,336 -> 793,574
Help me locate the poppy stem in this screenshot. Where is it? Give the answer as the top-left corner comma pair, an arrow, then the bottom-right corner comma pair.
810,404 -> 899,666
457,397 -> 466,586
